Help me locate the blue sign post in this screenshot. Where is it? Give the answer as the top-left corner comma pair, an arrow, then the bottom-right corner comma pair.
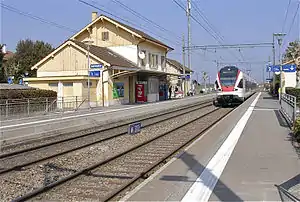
89,70 -> 101,77
128,122 -> 142,135
266,64 -> 296,73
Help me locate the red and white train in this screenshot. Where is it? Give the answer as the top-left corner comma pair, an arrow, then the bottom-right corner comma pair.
213,66 -> 258,106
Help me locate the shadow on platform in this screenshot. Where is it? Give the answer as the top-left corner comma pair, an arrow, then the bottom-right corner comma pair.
262,96 -> 278,100
159,152 -> 243,201
274,110 -> 290,128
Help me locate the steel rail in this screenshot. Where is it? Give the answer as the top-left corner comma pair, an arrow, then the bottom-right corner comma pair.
0,101 -> 213,175
12,107 -> 225,202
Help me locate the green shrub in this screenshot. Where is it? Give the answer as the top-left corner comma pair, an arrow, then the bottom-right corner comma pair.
0,89 -> 57,100
286,87 -> 300,98
293,118 -> 300,140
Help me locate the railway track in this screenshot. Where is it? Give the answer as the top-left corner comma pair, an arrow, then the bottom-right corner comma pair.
0,100 -> 217,201
0,100 -> 212,174
1,99 -> 213,157
11,107 -> 233,202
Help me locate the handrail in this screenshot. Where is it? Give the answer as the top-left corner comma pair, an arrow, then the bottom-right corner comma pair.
275,184 -> 300,201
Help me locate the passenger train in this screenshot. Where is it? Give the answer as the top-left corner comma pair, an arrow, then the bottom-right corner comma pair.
213,66 -> 258,106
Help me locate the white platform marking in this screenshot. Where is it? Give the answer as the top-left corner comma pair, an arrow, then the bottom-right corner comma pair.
181,92 -> 261,202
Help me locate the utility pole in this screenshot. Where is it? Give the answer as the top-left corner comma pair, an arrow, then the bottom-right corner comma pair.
187,0 -> 192,90
182,34 -> 186,97
83,39 -> 94,109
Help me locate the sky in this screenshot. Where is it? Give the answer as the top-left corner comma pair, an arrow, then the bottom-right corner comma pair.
1,0 -> 299,83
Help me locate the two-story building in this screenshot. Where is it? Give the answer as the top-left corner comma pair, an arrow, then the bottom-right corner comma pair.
166,58 -> 192,96
24,12 -> 182,107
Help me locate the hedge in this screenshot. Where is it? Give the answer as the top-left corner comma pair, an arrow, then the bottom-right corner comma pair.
286,87 -> 300,98
0,89 -> 57,100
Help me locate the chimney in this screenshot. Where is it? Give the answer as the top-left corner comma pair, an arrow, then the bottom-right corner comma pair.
92,12 -> 98,21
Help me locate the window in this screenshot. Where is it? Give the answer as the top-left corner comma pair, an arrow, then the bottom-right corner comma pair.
161,56 -> 165,68
140,50 -> 146,66
237,79 -> 243,88
155,55 -> 158,67
151,54 -> 155,68
49,83 -> 58,87
63,82 -> 73,87
215,80 -> 219,89
148,53 -> 152,67
102,31 -> 109,41
86,81 -> 92,87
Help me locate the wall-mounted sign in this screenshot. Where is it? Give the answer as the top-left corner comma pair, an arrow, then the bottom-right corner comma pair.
90,64 -> 103,68
89,70 -> 101,77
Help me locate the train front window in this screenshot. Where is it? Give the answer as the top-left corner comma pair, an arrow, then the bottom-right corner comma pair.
220,77 -> 236,86
219,66 -> 238,86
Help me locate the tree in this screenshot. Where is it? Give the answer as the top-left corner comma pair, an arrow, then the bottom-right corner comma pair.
14,39 -> 54,80
0,44 -> 6,83
283,40 -> 300,63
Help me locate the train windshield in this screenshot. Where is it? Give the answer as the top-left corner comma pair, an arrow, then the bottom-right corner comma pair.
219,67 -> 238,86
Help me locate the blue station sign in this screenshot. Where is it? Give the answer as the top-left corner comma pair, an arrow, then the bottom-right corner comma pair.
89,70 -> 101,77
266,64 -> 296,73
128,122 -> 142,135
90,64 -> 103,69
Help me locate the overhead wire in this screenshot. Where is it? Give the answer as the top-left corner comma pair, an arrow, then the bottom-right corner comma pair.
79,0 -> 181,47
1,3 -> 78,33
282,1 -> 300,49
172,0 -> 243,64
282,0 -> 292,33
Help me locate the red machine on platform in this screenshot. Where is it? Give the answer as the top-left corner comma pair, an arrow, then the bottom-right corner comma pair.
136,82 -> 147,103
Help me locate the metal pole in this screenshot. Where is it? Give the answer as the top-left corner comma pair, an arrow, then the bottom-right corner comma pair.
182,34 -> 186,97
187,0 -> 192,90
87,44 -> 91,109
272,34 -> 276,94
279,38 -> 283,102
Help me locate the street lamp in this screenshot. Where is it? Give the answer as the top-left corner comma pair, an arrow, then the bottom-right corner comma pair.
83,39 -> 94,109
272,33 -> 286,98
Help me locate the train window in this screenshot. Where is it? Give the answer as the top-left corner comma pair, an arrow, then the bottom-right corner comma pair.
215,80 -> 219,89
237,79 -> 243,88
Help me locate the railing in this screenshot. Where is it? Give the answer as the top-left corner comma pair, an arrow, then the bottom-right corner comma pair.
280,93 -> 298,125
0,96 -> 100,120
275,184 -> 300,201
0,97 -> 57,120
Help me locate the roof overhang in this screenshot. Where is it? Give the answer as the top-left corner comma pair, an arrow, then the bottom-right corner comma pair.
23,76 -> 100,81
31,40 -> 110,70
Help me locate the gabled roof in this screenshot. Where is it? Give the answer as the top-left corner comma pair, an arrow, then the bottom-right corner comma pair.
166,58 -> 192,73
31,40 -> 137,70
71,40 -> 137,68
71,14 -> 173,51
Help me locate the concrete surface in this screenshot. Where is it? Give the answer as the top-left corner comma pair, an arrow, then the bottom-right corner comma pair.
122,92 -> 300,202
0,94 -> 214,146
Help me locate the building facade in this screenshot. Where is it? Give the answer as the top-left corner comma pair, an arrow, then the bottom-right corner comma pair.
24,12 -> 183,107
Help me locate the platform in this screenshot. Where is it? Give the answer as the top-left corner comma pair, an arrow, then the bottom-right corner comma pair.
122,92 -> 300,201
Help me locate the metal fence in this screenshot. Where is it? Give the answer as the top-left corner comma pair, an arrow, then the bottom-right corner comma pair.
275,184 -> 300,201
280,93 -> 298,125
0,96 -> 92,120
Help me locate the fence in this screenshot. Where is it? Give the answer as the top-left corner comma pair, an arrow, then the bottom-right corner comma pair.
275,184 -> 300,201
0,96 -> 94,120
280,93 -> 298,125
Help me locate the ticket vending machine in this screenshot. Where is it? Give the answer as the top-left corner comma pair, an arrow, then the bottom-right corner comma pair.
159,84 -> 168,101
136,81 -> 147,103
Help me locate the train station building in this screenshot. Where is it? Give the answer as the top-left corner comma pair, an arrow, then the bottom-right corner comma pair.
24,12 -> 189,107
